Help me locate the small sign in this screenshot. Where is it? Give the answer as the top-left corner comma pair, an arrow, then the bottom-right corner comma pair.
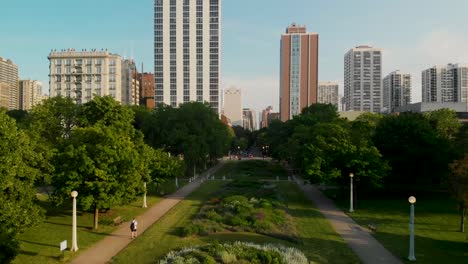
60,240 -> 67,251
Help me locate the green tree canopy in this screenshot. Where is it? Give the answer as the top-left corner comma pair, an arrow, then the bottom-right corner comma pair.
0,110 -> 44,263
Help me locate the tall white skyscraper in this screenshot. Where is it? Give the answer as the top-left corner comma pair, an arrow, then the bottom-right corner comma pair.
223,87 -> 242,126
318,82 -> 339,107
422,64 -> 468,104
383,71 -> 411,113
344,46 -> 382,113
154,0 -> 221,113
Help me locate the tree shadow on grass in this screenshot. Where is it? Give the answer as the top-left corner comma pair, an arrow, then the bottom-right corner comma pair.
43,221 -> 90,229
374,231 -> 467,263
18,239 -> 57,248
18,250 -> 38,256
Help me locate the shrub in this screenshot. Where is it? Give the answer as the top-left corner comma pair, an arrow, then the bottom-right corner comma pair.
0,234 -> 19,264
219,251 -> 237,263
158,242 -> 308,264
205,210 -> 223,223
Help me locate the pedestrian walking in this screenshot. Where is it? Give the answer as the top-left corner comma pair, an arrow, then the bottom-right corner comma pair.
130,218 -> 138,239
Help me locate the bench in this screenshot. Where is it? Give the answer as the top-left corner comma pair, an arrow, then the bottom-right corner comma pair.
367,223 -> 378,232
113,216 -> 123,226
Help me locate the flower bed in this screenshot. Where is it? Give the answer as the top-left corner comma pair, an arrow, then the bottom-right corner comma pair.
158,242 -> 309,264
178,180 -> 298,242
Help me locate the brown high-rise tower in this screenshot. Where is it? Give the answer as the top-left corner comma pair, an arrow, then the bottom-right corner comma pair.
280,24 -> 319,121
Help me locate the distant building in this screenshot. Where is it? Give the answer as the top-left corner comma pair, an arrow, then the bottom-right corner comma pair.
267,112 -> 280,126
0,57 -> 19,109
318,82 -> 339,107
383,71 -> 411,113
154,0 -> 221,113
121,59 -> 139,105
394,102 -> 468,113
19,80 -> 43,110
138,72 -> 155,109
344,46 -> 382,113
243,108 -> 257,131
422,64 -> 468,104
223,87 -> 243,126
260,106 -> 273,128
0,82 -> 9,109
48,49 -> 122,104
280,23 -> 319,121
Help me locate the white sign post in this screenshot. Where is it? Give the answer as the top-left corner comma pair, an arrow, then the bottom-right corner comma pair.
60,240 -> 67,251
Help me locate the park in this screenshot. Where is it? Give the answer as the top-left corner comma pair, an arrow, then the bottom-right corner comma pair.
1,97 -> 467,264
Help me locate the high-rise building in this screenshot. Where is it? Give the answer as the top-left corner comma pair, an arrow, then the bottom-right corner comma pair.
344,46 -> 382,113
260,106 -> 273,128
154,0 -> 221,113
121,59 -> 140,105
422,64 -> 468,104
267,112 -> 280,126
242,108 -> 257,131
222,87 -> 242,126
318,82 -> 339,107
280,23 -> 319,121
48,49 -> 122,104
383,71 -> 411,113
0,57 -> 19,110
19,80 -> 43,110
138,72 -> 155,109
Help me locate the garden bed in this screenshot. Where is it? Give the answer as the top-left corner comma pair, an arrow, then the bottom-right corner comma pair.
179,179 -> 299,243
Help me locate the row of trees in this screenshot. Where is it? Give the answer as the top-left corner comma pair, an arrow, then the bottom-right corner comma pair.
1,96 -> 232,262
262,104 -> 467,231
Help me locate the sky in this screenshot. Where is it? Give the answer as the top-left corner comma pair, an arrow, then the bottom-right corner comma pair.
2,0 -> 468,115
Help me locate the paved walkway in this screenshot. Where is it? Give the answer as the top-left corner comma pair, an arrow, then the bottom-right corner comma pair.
70,162 -> 224,264
293,176 -> 403,264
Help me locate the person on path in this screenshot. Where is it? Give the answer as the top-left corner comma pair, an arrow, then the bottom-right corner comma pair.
130,218 -> 138,239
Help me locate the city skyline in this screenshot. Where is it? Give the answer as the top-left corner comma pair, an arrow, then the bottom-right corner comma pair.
2,0 -> 468,114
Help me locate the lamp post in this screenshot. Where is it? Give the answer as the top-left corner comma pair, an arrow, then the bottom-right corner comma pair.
70,191 -> 78,252
408,196 -> 416,261
142,182 -> 147,208
349,173 -> 354,213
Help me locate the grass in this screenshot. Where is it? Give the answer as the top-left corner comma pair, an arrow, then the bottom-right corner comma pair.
112,160 -> 360,264
13,178 -> 189,264
325,189 -> 468,263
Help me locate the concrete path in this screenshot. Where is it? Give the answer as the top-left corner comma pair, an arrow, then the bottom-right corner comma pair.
293,176 -> 403,264
70,162 -> 224,264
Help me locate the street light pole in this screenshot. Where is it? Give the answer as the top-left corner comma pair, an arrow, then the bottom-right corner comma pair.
142,182 -> 147,208
70,191 -> 78,252
349,173 -> 354,213
408,196 -> 416,261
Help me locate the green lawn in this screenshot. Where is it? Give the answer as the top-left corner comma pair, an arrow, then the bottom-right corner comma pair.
13,178 -> 189,264
112,161 -> 360,264
327,190 -> 468,263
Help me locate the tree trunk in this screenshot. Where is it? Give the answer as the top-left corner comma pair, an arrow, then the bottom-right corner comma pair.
460,206 -> 466,233
94,206 -> 99,230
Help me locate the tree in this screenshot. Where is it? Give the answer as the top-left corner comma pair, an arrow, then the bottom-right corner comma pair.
137,102 -> 232,175
448,155 -> 468,232
27,96 -> 79,145
373,113 -> 456,187
52,96 -> 147,230
52,125 -> 145,230
0,110 -> 44,263
424,109 -> 461,140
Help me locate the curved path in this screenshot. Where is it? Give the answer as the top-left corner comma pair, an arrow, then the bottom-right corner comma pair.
293,176 -> 403,264
70,162 -> 224,264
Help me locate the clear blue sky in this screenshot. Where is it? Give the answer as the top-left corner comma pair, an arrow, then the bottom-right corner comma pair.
2,0 -> 468,113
